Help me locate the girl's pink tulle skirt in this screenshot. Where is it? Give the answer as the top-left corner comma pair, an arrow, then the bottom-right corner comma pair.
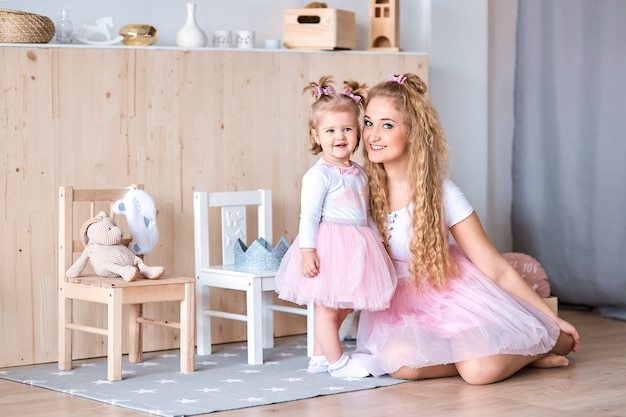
275,221 -> 397,311
352,244 -> 560,376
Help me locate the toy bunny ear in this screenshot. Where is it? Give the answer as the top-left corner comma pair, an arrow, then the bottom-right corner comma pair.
79,211 -> 107,247
112,186 -> 137,215
112,198 -> 126,215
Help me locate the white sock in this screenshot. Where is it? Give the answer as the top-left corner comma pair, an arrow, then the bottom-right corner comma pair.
307,355 -> 329,374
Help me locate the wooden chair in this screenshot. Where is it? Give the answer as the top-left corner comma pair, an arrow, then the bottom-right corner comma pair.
193,189 -> 314,365
58,185 -> 196,381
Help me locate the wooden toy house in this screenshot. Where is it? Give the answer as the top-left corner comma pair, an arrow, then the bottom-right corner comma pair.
369,0 -> 400,51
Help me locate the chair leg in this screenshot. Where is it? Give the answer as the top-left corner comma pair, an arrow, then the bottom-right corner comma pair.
180,282 -> 195,374
58,293 -> 73,371
107,288 -> 123,381
306,301 -> 315,358
196,283 -> 212,356
128,303 -> 143,364
262,291 -> 274,349
247,279 -> 263,365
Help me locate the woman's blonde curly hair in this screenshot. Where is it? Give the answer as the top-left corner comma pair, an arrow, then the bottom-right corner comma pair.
363,73 -> 458,290
303,75 -> 367,155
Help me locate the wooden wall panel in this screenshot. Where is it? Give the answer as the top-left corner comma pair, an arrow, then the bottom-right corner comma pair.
0,45 -> 428,367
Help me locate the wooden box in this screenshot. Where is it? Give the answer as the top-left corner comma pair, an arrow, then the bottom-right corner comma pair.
283,8 -> 355,50
544,296 -> 558,315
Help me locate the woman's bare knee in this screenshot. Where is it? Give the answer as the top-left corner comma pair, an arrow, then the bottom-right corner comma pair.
456,361 -> 499,385
456,356 -> 530,385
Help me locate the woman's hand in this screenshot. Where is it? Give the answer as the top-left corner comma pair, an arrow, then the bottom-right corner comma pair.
300,248 -> 320,278
556,317 -> 580,353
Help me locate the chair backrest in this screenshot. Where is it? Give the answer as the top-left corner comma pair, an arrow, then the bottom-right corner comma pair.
58,185 -> 141,285
193,189 -> 272,269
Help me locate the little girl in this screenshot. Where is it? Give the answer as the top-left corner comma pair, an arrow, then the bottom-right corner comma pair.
275,76 -> 397,378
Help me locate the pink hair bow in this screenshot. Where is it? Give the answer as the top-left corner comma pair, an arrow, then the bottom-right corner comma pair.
313,86 -> 335,98
341,88 -> 362,104
389,74 -> 407,85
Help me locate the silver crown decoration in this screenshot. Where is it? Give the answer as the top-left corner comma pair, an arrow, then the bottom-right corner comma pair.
234,237 -> 290,270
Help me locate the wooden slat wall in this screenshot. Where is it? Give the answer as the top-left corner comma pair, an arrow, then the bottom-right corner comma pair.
0,46 -> 428,367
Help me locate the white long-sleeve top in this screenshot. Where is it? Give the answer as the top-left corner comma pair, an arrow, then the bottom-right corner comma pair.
298,158 -> 369,249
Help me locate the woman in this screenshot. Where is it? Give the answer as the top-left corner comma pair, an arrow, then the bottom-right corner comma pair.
350,73 -> 579,384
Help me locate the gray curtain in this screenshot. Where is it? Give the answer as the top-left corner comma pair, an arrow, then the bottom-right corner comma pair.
513,0 -> 626,317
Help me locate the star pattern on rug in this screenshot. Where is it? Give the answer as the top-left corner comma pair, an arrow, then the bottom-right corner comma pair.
23,379 -> 47,385
237,369 -> 262,374
0,336 -> 407,417
175,398 -> 199,404
159,354 -> 177,359
282,377 -> 304,382
62,388 -> 87,395
154,379 -> 177,384
132,388 -> 157,394
52,370 -> 75,376
104,399 -> 130,405
218,353 -> 240,358
263,387 -> 287,392
146,409 -> 175,415
221,378 -> 244,383
91,379 -> 114,385
323,386 -> 347,392
197,387 -> 221,392
242,396 -> 266,402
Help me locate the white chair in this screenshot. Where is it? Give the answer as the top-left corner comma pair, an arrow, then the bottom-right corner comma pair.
193,189 -> 314,364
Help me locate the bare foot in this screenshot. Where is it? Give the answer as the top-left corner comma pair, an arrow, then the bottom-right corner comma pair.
529,353 -> 569,368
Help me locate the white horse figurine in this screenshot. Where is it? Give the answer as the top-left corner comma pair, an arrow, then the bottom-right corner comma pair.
76,16 -> 124,45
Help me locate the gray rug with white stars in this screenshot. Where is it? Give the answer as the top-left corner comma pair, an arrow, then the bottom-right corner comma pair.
0,336 -> 407,416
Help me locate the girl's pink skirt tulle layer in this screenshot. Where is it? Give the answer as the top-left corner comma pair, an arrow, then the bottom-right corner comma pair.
352,245 -> 560,376
275,222 -> 397,311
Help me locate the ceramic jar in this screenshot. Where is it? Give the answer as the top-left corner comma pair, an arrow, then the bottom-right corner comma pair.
176,3 -> 207,47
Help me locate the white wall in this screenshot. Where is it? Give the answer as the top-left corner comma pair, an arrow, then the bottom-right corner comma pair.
430,0 -> 517,250
487,0 -> 517,251
430,0 -> 489,232
1,0 -> 517,251
0,0 -> 426,51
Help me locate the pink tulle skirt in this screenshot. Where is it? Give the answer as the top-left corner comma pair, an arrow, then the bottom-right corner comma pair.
275,220 -> 397,311
352,244 -> 560,376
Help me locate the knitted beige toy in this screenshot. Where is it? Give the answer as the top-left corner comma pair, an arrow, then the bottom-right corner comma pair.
65,211 -> 165,281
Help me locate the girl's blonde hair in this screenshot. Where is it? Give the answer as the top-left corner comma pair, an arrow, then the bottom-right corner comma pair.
303,75 -> 367,155
364,73 -> 458,290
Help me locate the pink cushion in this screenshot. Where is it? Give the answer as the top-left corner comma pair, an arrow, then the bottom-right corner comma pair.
502,252 -> 551,298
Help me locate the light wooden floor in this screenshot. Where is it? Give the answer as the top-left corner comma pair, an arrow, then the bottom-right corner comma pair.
1,308 -> 625,417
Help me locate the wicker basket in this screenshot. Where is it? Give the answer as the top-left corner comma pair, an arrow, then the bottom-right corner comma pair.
0,8 -> 55,43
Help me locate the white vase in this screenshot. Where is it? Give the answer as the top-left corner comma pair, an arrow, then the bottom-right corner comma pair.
176,3 -> 207,47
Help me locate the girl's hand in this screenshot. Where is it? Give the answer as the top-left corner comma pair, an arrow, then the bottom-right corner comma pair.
300,248 -> 320,278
